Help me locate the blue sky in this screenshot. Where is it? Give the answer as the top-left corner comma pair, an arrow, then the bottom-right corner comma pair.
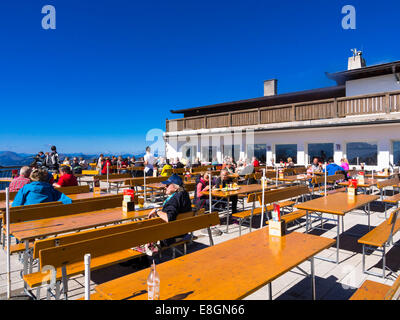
1,0 -> 399,154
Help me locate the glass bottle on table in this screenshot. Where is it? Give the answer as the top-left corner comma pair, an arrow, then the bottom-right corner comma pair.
147,260 -> 160,300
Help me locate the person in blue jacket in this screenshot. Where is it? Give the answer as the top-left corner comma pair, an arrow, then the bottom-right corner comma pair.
12,168 -> 72,207
323,159 -> 347,176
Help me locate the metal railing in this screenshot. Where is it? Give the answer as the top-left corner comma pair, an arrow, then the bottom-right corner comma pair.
166,90 -> 400,132
0,166 -> 22,191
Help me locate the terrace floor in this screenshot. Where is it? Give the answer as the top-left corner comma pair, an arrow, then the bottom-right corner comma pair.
0,179 -> 399,300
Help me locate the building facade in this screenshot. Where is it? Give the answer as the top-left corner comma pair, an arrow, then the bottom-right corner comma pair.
164,54 -> 400,170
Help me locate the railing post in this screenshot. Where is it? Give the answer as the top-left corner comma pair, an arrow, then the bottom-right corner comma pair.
204,116 -> 207,129
258,108 -> 261,124
333,98 -> 338,118
292,105 -> 296,121
228,113 -> 232,127
385,93 -> 391,113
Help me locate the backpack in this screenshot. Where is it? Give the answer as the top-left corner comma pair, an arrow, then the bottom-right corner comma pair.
45,152 -> 59,169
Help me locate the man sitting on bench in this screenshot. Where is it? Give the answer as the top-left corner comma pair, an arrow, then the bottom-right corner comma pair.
148,174 -> 192,245
215,169 -> 238,213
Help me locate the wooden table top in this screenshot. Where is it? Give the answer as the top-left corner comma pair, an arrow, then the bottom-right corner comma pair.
295,192 -> 379,216
272,175 -> 309,182
146,181 -> 196,190
365,173 -> 394,179
94,228 -> 335,300
10,207 -> 153,242
202,184 -> 276,198
338,179 -> 379,188
0,178 -> 12,182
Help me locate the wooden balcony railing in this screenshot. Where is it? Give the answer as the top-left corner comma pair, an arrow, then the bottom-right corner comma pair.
166,90 -> 400,132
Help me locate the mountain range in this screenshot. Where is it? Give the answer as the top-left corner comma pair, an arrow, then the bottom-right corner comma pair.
0,151 -> 148,167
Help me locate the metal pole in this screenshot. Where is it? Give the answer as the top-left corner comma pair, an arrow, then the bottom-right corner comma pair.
324,162 -> 327,196
143,169 -> 147,207
106,163 -> 110,193
84,254 -> 91,300
208,169 -> 212,214
6,187 -> 11,299
260,169 -> 266,229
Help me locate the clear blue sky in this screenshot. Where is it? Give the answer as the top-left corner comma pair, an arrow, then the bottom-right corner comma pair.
1,0 -> 399,154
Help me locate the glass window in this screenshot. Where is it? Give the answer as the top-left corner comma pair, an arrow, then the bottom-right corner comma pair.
275,144 -> 297,163
394,142 -> 400,166
181,145 -> 197,162
223,145 -> 240,162
247,144 -> 267,163
346,142 -> 377,166
201,146 -> 217,162
308,143 -> 334,163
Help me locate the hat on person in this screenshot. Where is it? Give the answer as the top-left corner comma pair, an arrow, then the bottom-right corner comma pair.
161,174 -> 183,186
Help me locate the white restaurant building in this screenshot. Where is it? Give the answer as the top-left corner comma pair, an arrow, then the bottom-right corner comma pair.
163,53 -> 400,170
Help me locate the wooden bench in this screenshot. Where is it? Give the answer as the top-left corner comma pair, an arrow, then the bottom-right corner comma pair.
23,211 -> 220,300
0,185 -> 91,202
232,185 -> 310,236
350,276 -> 400,300
310,174 -> 345,195
358,208 -> 400,278
377,176 -> 400,200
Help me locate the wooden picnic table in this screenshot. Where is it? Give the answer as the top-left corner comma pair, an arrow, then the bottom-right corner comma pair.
94,228 -> 335,300
10,206 -> 154,243
295,192 -> 379,264
202,183 -> 287,233
365,173 -> 395,179
338,179 -> 379,194
0,178 -> 12,183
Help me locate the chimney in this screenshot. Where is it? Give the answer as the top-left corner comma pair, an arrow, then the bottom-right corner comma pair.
348,49 -> 366,70
264,79 -> 277,96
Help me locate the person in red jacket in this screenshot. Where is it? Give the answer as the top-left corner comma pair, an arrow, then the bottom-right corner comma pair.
54,166 -> 78,187
101,157 -> 112,175
252,156 -> 260,168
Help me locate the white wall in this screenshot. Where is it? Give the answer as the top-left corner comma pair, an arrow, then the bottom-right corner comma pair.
166,123 -> 400,170
346,74 -> 400,97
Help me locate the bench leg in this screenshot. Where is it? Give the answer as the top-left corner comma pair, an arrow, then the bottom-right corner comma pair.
207,227 -> 214,246
310,257 -> 316,300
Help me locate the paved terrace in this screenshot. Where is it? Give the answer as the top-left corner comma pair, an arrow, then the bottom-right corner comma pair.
0,178 -> 399,300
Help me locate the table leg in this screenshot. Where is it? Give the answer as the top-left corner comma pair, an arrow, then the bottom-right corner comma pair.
268,282 -> 272,300
310,257 -> 316,300
226,196 -> 230,233
306,210 -> 309,233
23,240 -> 29,289
336,215 -> 340,264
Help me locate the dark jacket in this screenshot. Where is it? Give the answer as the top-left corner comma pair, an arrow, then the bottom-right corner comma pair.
162,190 -> 192,222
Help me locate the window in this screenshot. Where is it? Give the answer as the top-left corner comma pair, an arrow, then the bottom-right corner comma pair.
394,141 -> 400,166
247,144 -> 267,163
181,145 -> 197,162
346,142 -> 377,166
223,145 -> 240,162
275,144 -> 297,163
308,143 -> 334,163
201,146 -> 217,163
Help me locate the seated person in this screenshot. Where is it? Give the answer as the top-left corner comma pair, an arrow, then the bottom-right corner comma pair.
195,171 -> 212,210
9,166 -> 32,192
238,161 -> 254,176
54,166 -> 78,187
215,169 -> 238,213
12,168 -> 72,207
147,174 -> 192,245
160,159 -> 173,177
71,157 -> 82,174
287,157 -> 295,168
324,159 -> 346,176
